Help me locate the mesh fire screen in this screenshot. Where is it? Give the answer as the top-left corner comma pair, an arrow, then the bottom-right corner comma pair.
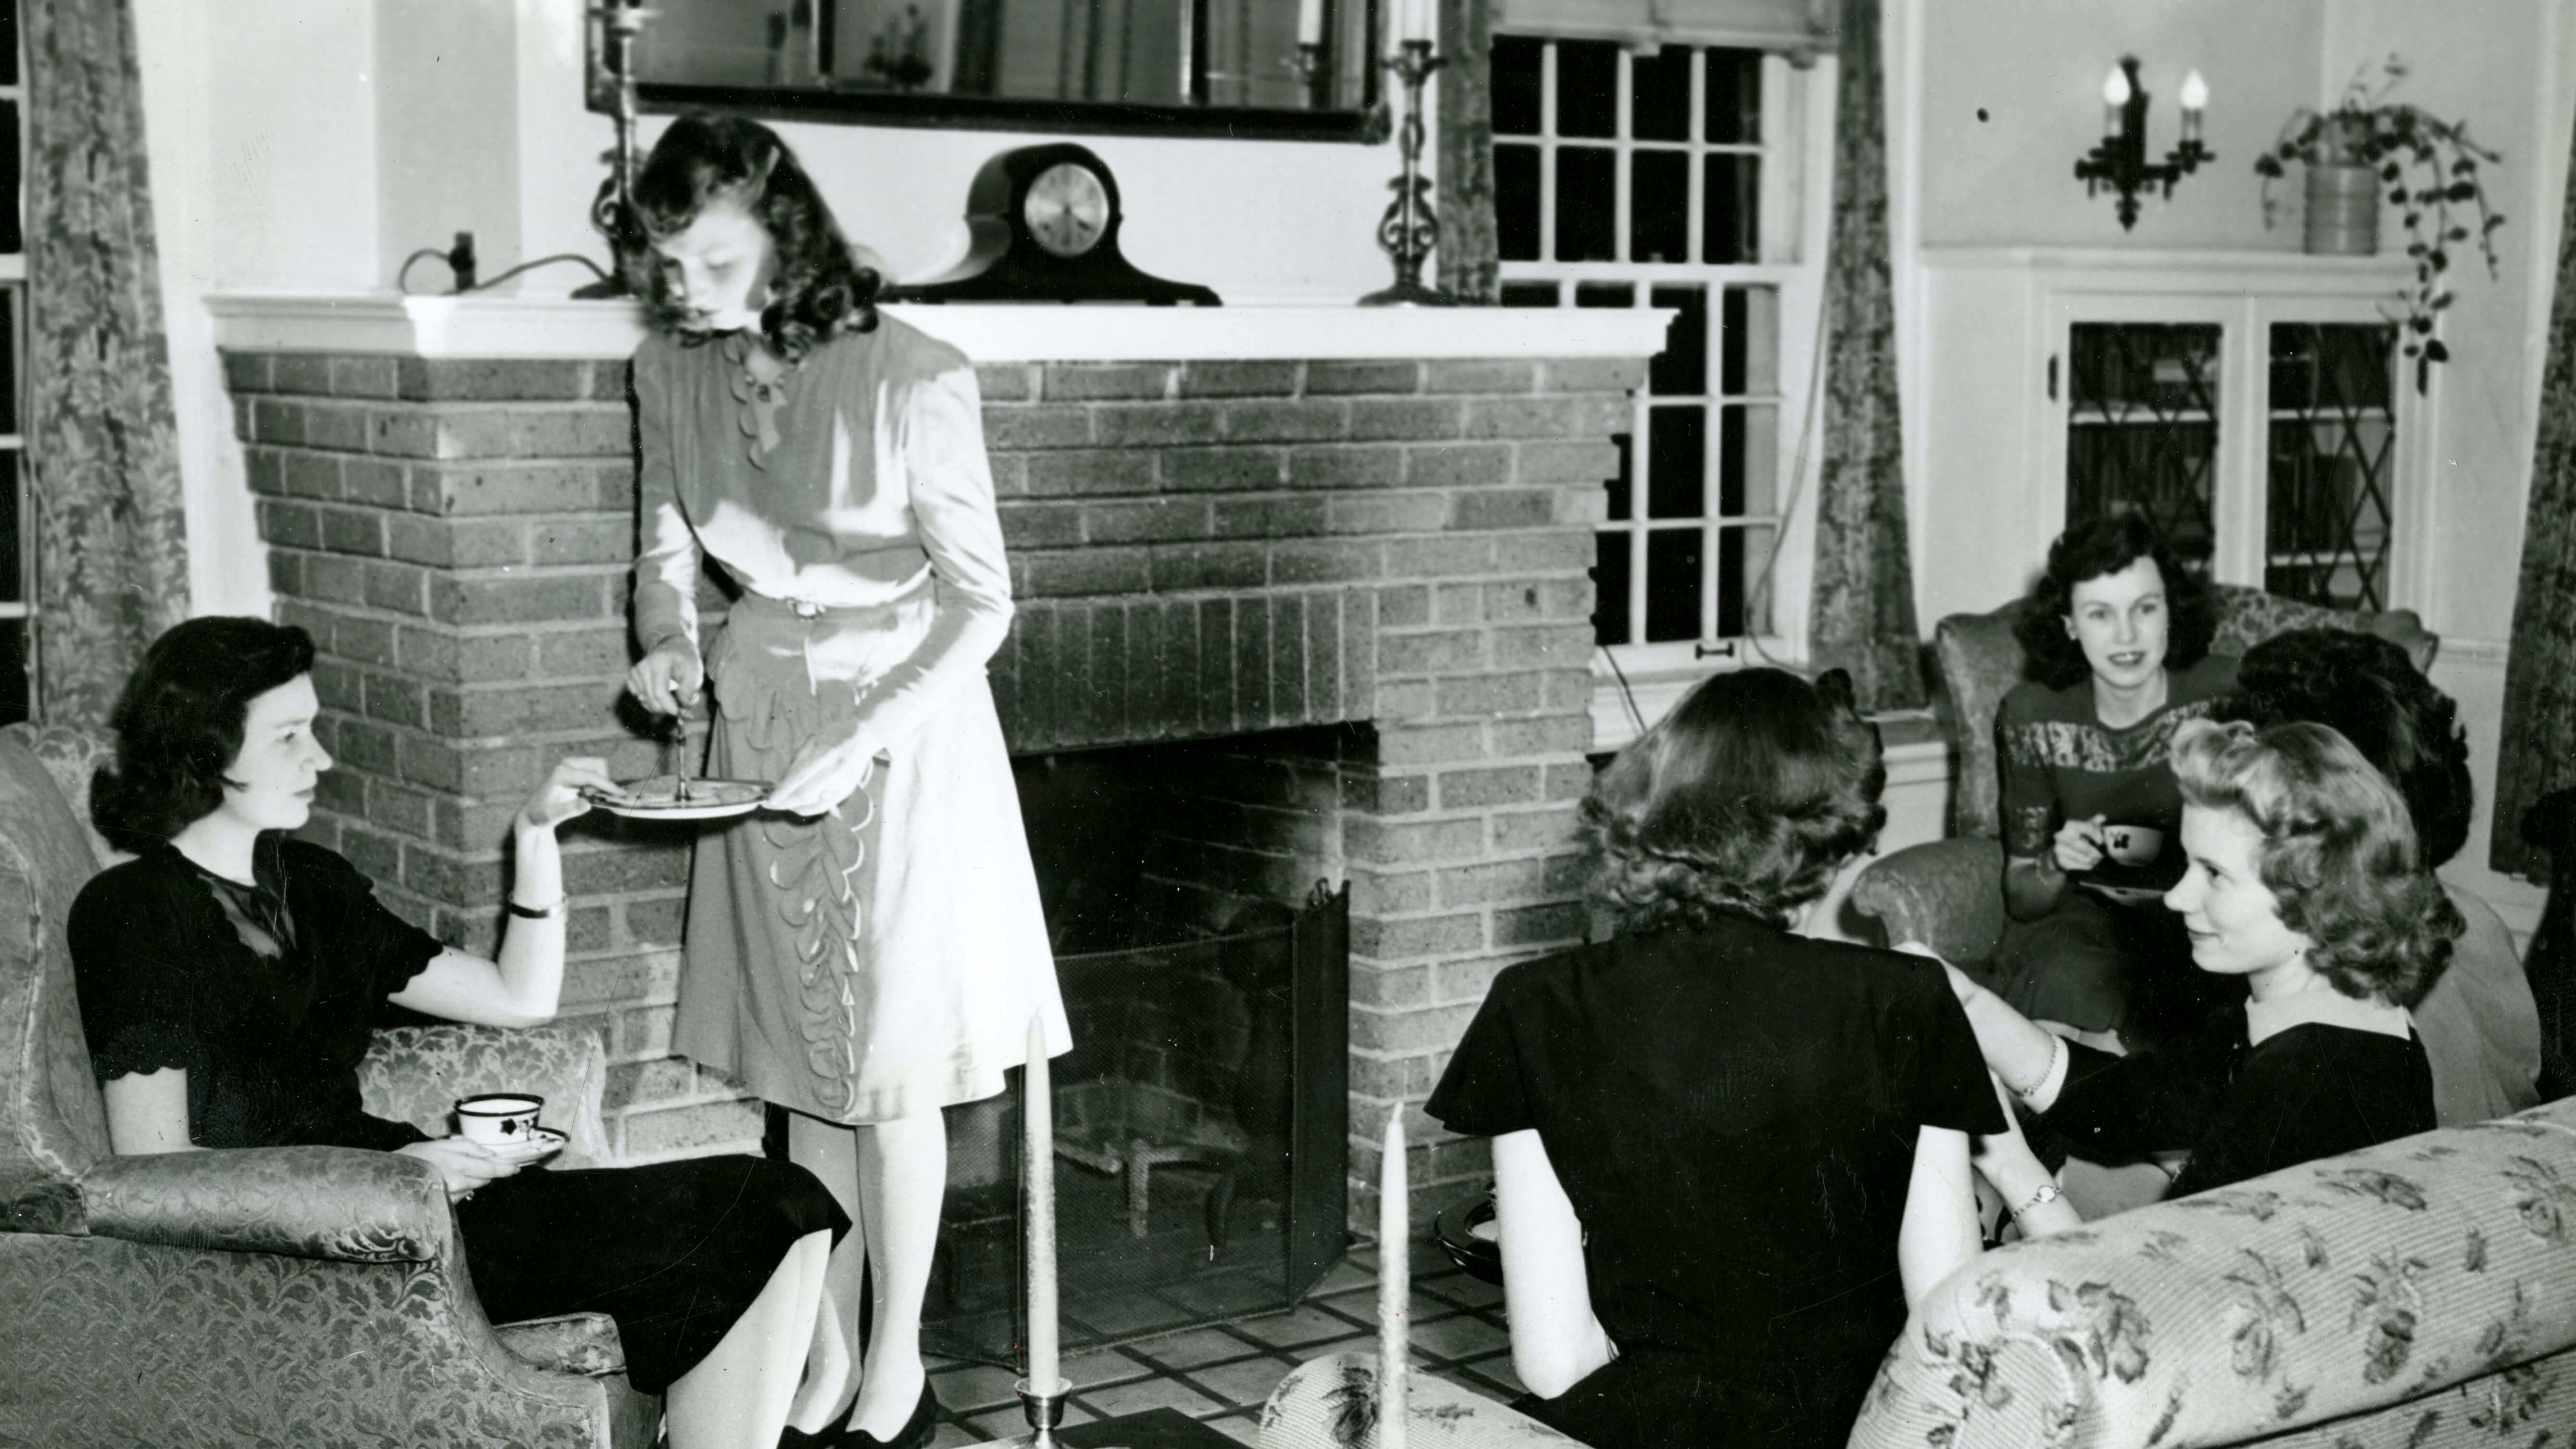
914,882 -> 1350,1368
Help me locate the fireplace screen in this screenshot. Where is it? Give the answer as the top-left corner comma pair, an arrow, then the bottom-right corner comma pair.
915,881 -> 1350,1367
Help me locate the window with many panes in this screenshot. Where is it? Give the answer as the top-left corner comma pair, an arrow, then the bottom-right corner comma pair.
1490,35 -> 1825,676
0,0 -> 24,726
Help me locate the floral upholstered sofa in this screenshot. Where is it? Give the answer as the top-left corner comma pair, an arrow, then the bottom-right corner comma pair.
0,723 -> 658,1448
1852,1097 -> 2576,1449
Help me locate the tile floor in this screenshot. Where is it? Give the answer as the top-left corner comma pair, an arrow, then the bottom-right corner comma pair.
925,1245 -> 1523,1447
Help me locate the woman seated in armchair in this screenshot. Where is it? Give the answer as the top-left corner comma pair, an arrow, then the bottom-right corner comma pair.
1426,669 -> 2003,1449
70,617 -> 849,1449
1989,515 -> 2241,1051
1955,718 -> 2461,1238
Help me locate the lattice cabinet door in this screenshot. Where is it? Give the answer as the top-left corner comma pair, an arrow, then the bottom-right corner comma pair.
2263,321 -> 2400,611
2038,285 -> 2421,614
2062,319 -> 2226,577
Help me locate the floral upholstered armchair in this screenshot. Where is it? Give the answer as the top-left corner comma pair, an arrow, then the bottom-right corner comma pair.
1849,585 -> 2438,967
0,724 -> 658,1448
1852,1096 -> 2576,1448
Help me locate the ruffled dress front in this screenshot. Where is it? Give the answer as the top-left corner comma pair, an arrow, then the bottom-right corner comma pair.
633,318 -> 1066,1125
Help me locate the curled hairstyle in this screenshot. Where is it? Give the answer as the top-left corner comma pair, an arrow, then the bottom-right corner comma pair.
92,617 -> 317,852
2015,514 -> 2217,689
2168,718 -> 2463,1008
621,113 -> 881,361
2216,628 -> 2474,867
1581,667 -> 1886,935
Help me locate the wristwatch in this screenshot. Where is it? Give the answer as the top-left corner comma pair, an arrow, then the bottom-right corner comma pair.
2012,1181 -> 2063,1217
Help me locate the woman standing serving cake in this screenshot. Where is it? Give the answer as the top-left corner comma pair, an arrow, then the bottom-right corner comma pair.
621,114 -> 1064,1449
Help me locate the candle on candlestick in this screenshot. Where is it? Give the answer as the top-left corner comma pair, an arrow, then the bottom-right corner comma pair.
1025,1017 -> 1060,1401
2101,63 -> 2131,140
1378,1108 -> 1409,1449
1298,0 -> 1323,47
2179,68 -> 2208,143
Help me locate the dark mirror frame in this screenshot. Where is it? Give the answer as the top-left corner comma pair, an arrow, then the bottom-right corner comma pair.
587,0 -> 1393,144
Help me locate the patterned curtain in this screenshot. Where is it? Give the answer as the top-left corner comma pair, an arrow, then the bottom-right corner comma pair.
1435,0 -> 1498,303
1806,0 -> 1922,711
2489,114 -> 2576,879
23,0 -> 188,729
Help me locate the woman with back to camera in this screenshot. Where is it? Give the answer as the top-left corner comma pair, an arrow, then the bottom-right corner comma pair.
1989,515 -> 2239,1048
1955,718 -> 2461,1238
619,114 -> 1064,1449
1426,668 -> 2002,1449
71,617 -> 846,1449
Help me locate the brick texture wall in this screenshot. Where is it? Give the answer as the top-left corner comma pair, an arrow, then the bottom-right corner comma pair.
225,347 -> 1639,1224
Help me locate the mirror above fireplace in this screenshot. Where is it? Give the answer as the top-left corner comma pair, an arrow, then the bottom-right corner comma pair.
592,0 -> 1391,143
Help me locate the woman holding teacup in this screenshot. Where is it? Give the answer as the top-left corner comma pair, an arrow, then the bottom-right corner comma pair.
1948,717 -> 2459,1236
70,617 -> 847,1449
1987,515 -> 2240,1049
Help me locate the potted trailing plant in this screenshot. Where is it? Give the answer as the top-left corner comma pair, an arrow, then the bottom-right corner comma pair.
2255,55 -> 2506,391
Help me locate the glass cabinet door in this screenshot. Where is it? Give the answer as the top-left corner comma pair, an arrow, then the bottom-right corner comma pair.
2264,322 -> 2399,611
2063,321 -> 2223,576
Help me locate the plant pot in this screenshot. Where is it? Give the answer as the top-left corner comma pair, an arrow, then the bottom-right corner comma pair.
2304,162 -> 2381,255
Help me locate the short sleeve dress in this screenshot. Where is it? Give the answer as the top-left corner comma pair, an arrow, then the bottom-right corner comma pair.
632,316 -> 1068,1125
1988,653 -> 2240,1041
70,838 -> 849,1394
1426,917 -> 2003,1449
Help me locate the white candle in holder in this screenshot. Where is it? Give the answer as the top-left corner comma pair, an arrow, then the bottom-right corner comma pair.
1378,1107 -> 1409,1449
1026,1017 -> 1060,1398
1298,0 -> 1323,47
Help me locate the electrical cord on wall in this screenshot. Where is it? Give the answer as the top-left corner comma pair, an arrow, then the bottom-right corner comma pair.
396,247 -> 614,297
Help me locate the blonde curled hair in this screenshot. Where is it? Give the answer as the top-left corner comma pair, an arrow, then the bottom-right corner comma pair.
2167,718 -> 2463,1006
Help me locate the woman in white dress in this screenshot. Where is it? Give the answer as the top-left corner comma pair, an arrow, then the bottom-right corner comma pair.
621,114 -> 1065,1449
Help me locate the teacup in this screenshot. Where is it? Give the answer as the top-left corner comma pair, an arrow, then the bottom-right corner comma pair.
2100,824 -> 2165,868
456,1093 -> 545,1145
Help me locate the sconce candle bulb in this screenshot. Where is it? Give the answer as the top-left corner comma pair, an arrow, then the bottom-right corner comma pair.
1297,0 -> 1322,48
2075,55 -> 2214,230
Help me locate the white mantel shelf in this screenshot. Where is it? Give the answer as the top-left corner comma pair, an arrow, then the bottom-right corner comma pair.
205,292 -> 1674,363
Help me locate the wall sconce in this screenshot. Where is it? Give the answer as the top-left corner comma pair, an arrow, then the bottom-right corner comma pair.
2075,56 -> 2212,230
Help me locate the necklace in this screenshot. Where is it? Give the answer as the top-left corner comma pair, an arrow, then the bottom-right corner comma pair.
723,332 -> 797,468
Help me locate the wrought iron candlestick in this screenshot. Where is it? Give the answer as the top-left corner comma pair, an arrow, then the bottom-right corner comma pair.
1360,39 -> 1453,307
2073,55 -> 2212,231
575,0 -> 652,299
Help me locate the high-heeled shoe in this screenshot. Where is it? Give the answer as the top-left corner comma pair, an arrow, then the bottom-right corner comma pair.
837,1379 -> 940,1449
777,1395 -> 855,1449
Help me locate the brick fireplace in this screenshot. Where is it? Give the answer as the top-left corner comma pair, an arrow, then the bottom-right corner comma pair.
211,298 -> 1664,1230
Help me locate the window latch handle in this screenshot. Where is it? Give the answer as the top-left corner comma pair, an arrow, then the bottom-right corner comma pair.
1695,640 -> 1739,661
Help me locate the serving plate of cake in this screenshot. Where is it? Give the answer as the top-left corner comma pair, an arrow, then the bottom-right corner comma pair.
585,775 -> 770,821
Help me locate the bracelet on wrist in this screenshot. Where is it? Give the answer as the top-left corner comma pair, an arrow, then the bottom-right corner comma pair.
2011,1180 -> 2063,1218
506,898 -> 564,920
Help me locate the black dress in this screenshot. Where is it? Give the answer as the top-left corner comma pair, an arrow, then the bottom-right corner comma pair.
2043,1003 -> 2437,1197
1426,916 -> 2004,1449
69,837 -> 849,1394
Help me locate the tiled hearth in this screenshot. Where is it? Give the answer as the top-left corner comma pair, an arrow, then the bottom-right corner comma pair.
212,297 -> 1665,1230
923,1248 -> 1515,1447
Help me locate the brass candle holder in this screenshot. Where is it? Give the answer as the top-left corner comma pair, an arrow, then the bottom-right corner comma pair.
1358,39 -> 1453,307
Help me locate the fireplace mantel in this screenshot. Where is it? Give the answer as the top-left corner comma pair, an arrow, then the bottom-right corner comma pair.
206,292 -> 1672,364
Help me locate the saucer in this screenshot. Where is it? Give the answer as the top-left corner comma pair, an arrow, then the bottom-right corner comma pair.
488,1126 -> 568,1167
586,775 -> 770,821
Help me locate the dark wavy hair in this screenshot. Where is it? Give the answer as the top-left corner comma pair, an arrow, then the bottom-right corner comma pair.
1581,667 -> 1887,935
2214,628 -> 2474,867
2169,718 -> 2463,1008
619,113 -> 881,361
92,616 -> 317,852
2015,514 -> 2217,689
